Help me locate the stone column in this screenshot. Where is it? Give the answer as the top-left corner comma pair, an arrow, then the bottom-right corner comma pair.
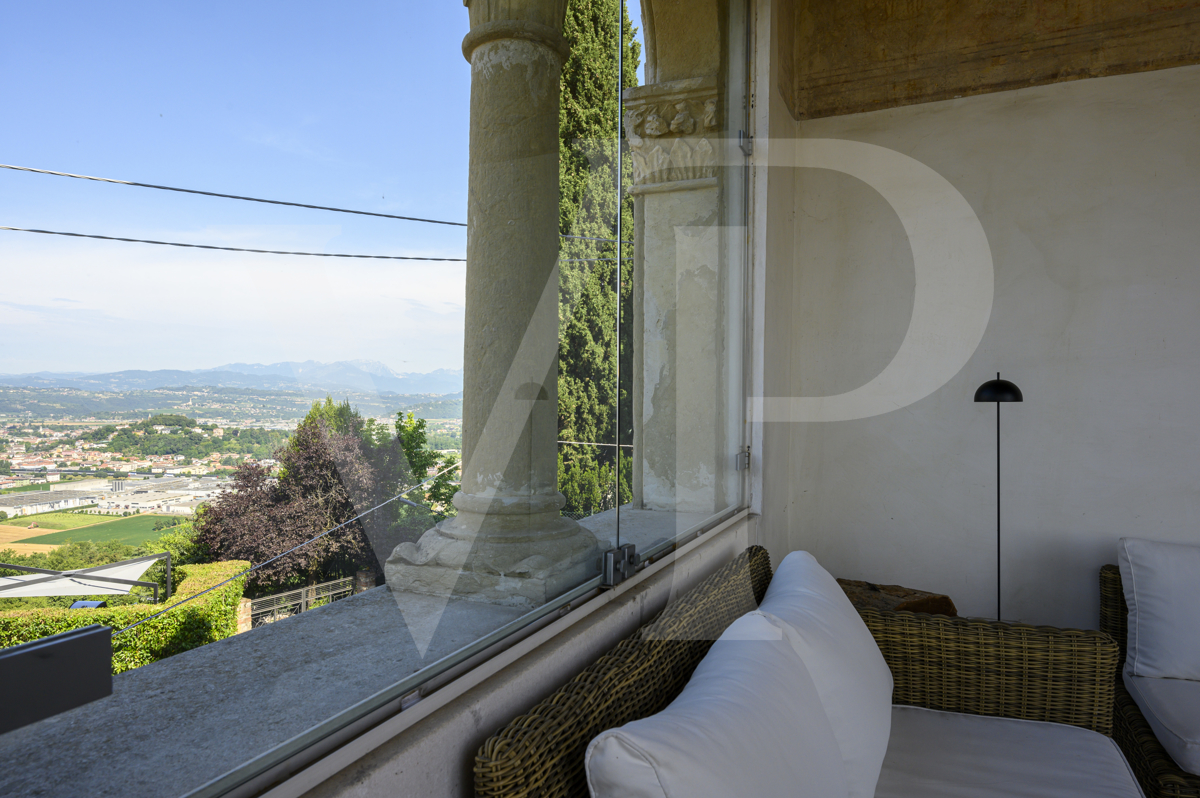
385,0 -> 600,607
625,76 -> 732,516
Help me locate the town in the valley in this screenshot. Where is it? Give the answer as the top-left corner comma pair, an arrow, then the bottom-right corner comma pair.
0,392 -> 463,519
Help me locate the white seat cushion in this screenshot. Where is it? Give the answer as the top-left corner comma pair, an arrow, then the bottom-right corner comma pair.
756,551 -> 893,798
876,705 -> 1144,798
1118,537 -> 1200,679
584,611 -> 848,798
1125,672 -> 1200,775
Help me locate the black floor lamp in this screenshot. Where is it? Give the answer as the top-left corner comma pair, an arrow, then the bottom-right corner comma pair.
974,372 -> 1023,621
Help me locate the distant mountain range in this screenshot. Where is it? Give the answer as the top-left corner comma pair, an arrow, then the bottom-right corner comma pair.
0,360 -> 463,396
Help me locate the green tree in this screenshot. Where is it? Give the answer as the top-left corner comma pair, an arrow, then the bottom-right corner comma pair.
296,397 -> 365,440
396,412 -> 459,514
196,397 -> 461,591
557,0 -> 639,516
0,460 -> 11,476
138,519 -> 210,594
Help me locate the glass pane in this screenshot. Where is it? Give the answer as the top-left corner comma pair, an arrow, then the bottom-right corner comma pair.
0,2 -> 632,794
618,0 -> 750,555
556,0 -> 638,554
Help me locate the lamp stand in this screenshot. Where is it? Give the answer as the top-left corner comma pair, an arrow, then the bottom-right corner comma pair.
994,395 -> 1001,621
975,370 -> 1021,622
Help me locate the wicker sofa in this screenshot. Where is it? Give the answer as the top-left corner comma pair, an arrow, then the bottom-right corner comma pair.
475,546 -> 1127,797
1101,563 -> 1200,798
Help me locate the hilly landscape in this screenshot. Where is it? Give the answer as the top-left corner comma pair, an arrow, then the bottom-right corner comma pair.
0,361 -> 463,396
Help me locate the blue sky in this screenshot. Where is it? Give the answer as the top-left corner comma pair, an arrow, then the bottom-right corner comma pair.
0,2 -> 642,376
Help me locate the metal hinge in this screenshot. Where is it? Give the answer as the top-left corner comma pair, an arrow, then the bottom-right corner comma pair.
739,130 -> 754,157
601,543 -> 637,588
735,446 -> 751,471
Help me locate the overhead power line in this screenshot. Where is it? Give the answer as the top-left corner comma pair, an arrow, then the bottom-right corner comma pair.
563,234 -> 633,244
0,226 -> 465,261
0,163 -> 467,227
0,163 -> 633,243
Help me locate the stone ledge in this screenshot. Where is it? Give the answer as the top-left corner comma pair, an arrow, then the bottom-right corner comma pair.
0,587 -> 524,797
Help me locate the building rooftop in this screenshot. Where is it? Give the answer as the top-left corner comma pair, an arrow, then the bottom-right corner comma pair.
0,489 -> 100,509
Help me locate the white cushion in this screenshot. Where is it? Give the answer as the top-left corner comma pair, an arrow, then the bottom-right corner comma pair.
1125,672 -> 1200,775
1118,537 -> 1200,679
584,611 -> 849,798
756,551 -> 894,798
876,705 -> 1144,798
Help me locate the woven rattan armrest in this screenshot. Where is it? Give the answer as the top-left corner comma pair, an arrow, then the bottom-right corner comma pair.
473,546 -> 773,798
1100,564 -> 1129,664
858,608 -> 1118,735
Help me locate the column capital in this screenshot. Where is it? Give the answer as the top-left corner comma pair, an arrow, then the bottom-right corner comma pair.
619,77 -> 720,189
462,0 -> 570,64
622,76 -> 721,188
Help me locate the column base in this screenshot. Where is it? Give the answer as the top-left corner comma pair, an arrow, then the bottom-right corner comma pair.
384,499 -> 602,608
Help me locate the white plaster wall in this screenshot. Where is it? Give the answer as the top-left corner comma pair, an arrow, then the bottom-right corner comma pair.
764,64 -> 1200,628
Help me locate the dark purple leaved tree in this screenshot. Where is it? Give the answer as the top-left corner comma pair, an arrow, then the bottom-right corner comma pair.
195,418 -> 378,594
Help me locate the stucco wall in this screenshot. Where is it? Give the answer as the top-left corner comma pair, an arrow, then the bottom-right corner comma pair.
762,64 -> 1200,628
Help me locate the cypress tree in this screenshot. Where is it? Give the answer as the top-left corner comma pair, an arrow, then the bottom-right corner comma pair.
557,0 -> 639,517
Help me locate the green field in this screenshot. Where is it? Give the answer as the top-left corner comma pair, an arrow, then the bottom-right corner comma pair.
14,514 -> 169,546
7,510 -> 114,530
0,484 -> 53,495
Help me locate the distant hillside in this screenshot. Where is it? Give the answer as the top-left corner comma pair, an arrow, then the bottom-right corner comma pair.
404,398 -> 463,419
0,361 -> 463,396
0,386 -> 463,422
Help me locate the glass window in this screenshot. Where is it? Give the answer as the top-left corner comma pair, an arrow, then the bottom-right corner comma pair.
0,2 -> 749,793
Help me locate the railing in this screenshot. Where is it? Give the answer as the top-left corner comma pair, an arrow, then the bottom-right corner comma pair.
249,577 -> 355,627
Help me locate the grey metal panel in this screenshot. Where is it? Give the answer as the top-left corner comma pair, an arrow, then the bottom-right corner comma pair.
0,624 -> 112,734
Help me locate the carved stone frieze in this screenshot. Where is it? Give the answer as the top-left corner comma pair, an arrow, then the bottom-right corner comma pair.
623,76 -> 720,186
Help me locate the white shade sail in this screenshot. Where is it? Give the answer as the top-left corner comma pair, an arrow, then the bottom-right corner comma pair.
0,558 -> 160,598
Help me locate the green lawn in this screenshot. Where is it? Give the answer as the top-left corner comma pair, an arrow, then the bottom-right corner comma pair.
0,484 -> 52,495
7,510 -> 114,530
14,514 -> 169,546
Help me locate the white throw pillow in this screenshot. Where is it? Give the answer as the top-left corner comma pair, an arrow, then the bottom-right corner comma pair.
585,611 -> 849,798
757,551 -> 894,798
1119,537 -> 1200,680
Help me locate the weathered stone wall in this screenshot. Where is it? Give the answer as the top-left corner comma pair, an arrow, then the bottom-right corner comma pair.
777,0 -> 1200,120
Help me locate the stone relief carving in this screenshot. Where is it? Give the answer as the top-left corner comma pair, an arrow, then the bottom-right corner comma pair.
643,112 -> 669,137
669,102 -> 696,135
624,91 -> 720,185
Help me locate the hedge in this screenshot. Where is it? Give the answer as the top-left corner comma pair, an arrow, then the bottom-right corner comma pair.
0,560 -> 249,674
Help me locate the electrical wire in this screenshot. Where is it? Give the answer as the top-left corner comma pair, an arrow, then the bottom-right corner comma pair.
112,461 -> 461,637
0,163 -> 634,243
562,234 -> 633,244
0,163 -> 466,227
0,226 -> 465,261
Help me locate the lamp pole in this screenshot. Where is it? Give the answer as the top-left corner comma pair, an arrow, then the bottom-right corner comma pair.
995,381 -> 1001,620
974,372 -> 1023,621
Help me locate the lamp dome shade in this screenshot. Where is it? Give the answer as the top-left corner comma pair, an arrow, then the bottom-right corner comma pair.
974,378 -> 1023,402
